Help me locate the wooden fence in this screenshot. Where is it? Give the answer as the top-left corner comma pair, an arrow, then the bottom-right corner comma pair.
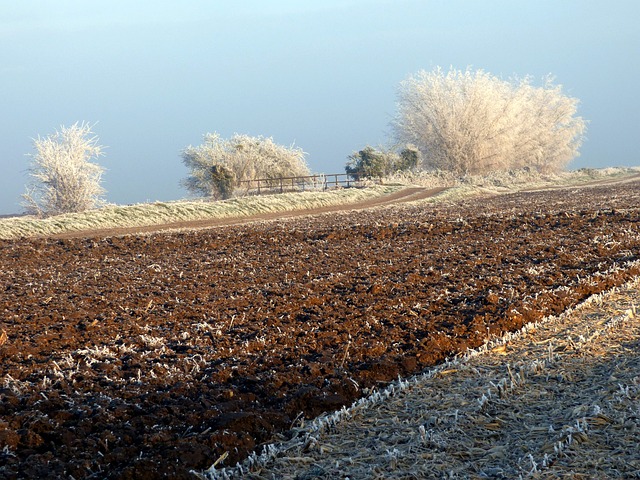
237,173 -> 366,195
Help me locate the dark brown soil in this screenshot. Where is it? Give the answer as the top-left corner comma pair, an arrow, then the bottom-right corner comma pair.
1,182 -> 639,479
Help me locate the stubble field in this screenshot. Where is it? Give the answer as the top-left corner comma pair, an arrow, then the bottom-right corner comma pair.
1,181 -> 639,479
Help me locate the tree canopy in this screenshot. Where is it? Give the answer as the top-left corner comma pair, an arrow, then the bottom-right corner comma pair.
392,67 -> 586,175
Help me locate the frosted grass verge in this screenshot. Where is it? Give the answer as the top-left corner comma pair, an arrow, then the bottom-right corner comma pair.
387,166 -> 640,193
198,263 -> 640,479
385,166 -> 640,206
0,186 -> 400,239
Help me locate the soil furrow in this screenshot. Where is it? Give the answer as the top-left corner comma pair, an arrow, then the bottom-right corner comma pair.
0,180 -> 639,479
223,278 -> 640,479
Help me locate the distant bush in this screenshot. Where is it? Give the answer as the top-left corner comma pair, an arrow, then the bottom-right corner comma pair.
22,123 -> 106,217
181,133 -> 310,199
392,67 -> 587,175
397,144 -> 421,172
346,145 -> 420,179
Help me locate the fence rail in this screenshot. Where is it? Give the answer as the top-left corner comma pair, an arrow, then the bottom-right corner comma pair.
237,173 -> 367,195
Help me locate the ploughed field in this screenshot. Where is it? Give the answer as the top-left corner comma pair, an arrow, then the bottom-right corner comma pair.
1,182 -> 639,479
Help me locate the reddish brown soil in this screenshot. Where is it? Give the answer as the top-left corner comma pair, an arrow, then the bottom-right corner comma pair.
1,182 -> 639,479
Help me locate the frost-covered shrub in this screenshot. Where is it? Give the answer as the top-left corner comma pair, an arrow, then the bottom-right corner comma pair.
346,145 -> 420,179
181,133 -> 310,198
346,146 -> 390,179
393,67 -> 586,175
22,123 -> 106,217
397,144 -> 421,172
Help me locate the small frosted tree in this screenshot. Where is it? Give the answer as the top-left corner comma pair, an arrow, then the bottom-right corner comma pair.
23,123 -> 106,216
346,145 -> 420,179
346,146 -> 390,179
181,133 -> 310,199
392,67 -> 586,175
397,144 -> 421,172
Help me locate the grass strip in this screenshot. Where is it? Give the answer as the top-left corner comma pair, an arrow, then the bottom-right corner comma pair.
0,186 -> 401,239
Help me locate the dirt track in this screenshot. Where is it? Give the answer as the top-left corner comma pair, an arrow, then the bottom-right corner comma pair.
1,180 -> 639,479
51,187 -> 448,240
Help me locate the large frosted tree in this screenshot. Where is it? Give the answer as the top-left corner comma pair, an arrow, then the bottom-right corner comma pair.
392,67 -> 587,175
22,123 -> 106,216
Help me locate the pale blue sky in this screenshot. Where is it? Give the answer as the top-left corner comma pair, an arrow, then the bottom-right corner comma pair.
1,0 -> 638,214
